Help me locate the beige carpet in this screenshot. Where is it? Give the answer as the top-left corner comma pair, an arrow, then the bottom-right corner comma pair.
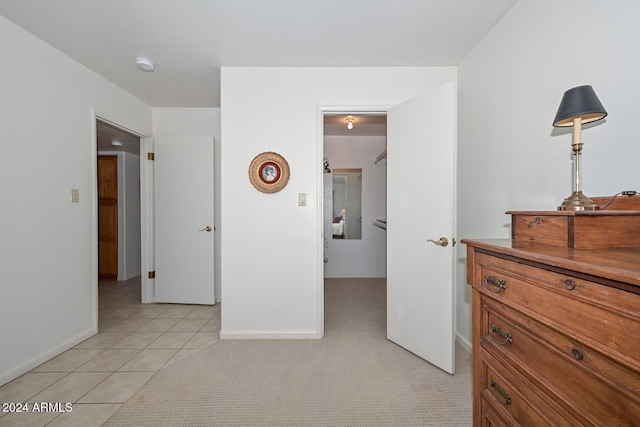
105,278 -> 472,426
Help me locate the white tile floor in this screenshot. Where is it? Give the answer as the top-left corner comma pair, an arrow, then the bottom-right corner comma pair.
0,277 -> 220,427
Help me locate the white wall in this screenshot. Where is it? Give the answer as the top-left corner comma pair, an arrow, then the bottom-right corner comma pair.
456,0 -> 640,343
0,15 -> 151,385
220,67 -> 455,338
323,135 -> 386,278
152,108 -> 222,301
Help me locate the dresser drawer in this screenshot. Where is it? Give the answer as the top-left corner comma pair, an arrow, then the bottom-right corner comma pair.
481,299 -> 640,426
509,211 -> 640,248
476,252 -> 640,362
482,298 -> 640,400
480,397 -> 510,427
480,350 -> 573,426
511,214 -> 569,247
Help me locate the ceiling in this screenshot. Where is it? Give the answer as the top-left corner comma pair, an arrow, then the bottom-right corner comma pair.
324,114 -> 387,137
97,120 -> 141,155
0,0 -> 516,108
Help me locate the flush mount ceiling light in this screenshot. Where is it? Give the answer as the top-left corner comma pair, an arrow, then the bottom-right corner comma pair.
135,57 -> 155,72
111,141 -> 123,147
345,117 -> 355,130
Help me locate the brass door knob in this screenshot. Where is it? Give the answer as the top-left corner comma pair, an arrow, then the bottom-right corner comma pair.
427,237 -> 449,247
199,226 -> 213,232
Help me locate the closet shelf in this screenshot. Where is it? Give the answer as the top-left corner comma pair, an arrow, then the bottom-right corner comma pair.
373,219 -> 387,230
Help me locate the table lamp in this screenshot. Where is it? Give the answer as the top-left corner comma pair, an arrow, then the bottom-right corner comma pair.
553,85 -> 607,211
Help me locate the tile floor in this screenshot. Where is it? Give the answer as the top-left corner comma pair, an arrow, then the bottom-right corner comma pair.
0,277 -> 220,427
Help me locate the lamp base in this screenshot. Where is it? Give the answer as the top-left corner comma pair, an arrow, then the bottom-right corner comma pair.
557,191 -> 599,211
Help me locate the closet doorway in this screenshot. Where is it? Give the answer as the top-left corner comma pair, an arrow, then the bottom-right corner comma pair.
322,113 -> 388,333
318,83 -> 457,374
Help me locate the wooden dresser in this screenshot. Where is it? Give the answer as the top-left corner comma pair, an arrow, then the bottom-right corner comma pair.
462,238 -> 640,426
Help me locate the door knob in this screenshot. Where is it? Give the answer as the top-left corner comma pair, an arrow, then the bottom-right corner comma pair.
427,237 -> 449,247
199,226 -> 212,232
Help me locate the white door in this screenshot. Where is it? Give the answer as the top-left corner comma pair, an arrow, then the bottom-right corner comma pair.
154,137 -> 215,304
386,81 -> 456,374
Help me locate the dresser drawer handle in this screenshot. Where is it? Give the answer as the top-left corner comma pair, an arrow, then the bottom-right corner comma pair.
490,379 -> 512,405
527,217 -> 541,227
572,348 -> 584,360
490,324 -> 513,345
484,275 -> 507,293
563,279 -> 576,290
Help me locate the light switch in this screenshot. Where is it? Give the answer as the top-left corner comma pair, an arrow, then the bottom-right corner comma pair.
298,193 -> 307,206
71,189 -> 80,203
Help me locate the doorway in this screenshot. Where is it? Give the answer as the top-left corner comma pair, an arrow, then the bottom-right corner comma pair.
96,119 -> 142,282
318,83 -> 457,373
93,115 -> 149,327
321,112 -> 388,335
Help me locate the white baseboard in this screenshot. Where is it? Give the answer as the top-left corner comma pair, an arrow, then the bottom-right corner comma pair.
118,271 -> 141,281
0,327 -> 97,387
219,330 -> 320,340
220,330 -> 473,346
455,332 -> 472,353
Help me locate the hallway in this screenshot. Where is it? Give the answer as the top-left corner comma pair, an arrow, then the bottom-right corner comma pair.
0,277 -> 220,427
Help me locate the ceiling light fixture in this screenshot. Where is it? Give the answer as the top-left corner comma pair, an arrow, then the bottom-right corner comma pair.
111,141 -> 123,147
135,57 -> 156,72
346,117 -> 355,130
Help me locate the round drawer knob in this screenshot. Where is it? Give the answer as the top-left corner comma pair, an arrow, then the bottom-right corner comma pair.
564,279 -> 576,290
572,348 -> 584,360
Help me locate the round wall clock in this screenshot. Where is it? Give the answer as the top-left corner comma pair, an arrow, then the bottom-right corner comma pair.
248,151 -> 290,194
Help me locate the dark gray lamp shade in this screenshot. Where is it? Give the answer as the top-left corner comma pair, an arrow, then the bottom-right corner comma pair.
553,85 -> 607,127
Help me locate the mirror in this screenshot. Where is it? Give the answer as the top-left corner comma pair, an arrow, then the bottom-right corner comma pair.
332,168 -> 362,239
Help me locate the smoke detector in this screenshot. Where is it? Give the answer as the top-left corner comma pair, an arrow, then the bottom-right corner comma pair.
135,57 -> 155,72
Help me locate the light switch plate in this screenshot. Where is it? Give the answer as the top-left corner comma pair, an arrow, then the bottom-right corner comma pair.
298,193 -> 307,206
71,189 -> 80,203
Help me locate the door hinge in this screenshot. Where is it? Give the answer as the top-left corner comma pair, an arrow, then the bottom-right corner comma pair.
147,152 -> 155,161
148,270 -> 156,279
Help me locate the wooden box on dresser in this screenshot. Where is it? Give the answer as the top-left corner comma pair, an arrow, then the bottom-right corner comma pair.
461,238 -> 640,426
